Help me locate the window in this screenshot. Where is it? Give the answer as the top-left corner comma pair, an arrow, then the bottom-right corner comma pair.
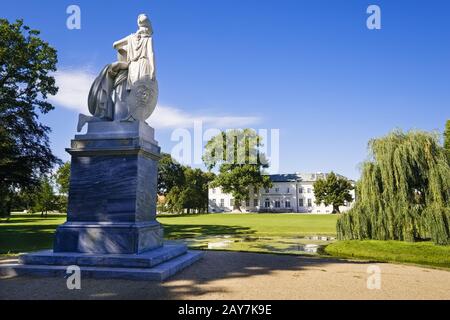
245,199 -> 250,207
264,199 -> 270,208
265,188 -> 270,193
275,187 -> 280,193
275,200 -> 281,208
285,200 -> 291,208
307,188 -> 312,194
299,199 -> 304,207
254,199 -> 258,207
299,188 -> 303,194
287,187 -> 290,193
307,199 -> 312,207
220,199 -> 224,207
230,199 -> 234,207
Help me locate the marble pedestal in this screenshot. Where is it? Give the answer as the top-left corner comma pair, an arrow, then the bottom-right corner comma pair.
55,121 -> 163,254
0,121 -> 202,281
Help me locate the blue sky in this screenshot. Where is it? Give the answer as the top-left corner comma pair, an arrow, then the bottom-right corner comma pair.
2,0 -> 450,179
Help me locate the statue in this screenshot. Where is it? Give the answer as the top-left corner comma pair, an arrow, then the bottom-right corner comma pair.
77,13 -> 158,132
0,13 -> 203,281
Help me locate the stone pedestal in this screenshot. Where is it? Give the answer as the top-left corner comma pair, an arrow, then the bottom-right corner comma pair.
0,121 -> 202,281
55,121 -> 163,254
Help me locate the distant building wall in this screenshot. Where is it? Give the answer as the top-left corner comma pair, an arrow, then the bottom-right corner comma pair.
208,173 -> 355,214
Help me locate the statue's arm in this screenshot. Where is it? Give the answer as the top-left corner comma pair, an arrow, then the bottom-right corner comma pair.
113,35 -> 130,50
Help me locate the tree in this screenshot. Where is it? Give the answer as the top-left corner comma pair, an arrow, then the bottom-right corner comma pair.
157,153 -> 185,196
314,172 -> 353,213
55,162 -> 70,213
10,186 -> 39,213
55,162 -> 70,195
32,176 -> 57,217
165,167 -> 214,214
444,120 -> 450,163
337,130 -> 450,245
0,19 -> 60,216
203,129 -> 272,211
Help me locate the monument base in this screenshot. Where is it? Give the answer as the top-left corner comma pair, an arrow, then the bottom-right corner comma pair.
54,221 -> 164,254
0,243 -> 203,281
0,121 -> 204,281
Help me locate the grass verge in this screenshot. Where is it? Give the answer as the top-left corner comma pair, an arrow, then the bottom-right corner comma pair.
324,240 -> 450,269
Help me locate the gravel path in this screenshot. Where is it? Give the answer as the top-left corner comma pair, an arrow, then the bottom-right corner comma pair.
1,251 -> 449,300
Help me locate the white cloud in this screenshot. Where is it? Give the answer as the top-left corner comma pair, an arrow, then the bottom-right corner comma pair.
50,68 -> 261,129
147,105 -> 261,129
49,69 -> 94,114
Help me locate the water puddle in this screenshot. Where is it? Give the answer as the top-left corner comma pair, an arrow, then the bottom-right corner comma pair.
183,234 -> 335,255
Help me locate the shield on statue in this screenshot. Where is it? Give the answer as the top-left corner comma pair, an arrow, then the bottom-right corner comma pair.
126,76 -> 159,121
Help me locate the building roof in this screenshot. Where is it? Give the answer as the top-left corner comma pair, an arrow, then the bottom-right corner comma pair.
268,174 -> 299,182
268,172 -> 352,183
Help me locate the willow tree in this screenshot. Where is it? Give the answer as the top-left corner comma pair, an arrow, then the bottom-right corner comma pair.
337,130 -> 450,245
444,120 -> 450,163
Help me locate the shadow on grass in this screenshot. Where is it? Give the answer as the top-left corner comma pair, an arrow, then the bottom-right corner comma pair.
0,221 -> 412,299
0,218 -> 62,225
162,224 -> 255,239
0,222 -> 256,255
0,216 -> 403,299
0,224 -> 60,255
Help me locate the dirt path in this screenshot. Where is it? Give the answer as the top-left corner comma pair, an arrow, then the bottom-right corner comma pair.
1,251 -> 449,300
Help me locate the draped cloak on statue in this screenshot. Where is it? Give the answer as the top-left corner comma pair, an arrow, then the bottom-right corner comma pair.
87,31 -> 158,122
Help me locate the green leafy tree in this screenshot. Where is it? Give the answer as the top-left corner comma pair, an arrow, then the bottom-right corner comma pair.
0,19 -> 60,216
10,186 -> 38,213
165,167 -> 214,214
444,120 -> 450,163
157,153 -> 185,196
313,172 -> 354,213
203,129 -> 272,211
55,162 -> 70,195
54,162 -> 70,213
337,130 -> 450,245
32,177 -> 57,217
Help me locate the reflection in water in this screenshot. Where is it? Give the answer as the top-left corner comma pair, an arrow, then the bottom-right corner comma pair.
180,235 -> 336,255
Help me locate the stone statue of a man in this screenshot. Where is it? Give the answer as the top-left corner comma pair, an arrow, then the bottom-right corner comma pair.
78,14 -> 158,132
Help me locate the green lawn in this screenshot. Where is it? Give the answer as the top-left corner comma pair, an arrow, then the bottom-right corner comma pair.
0,214 -> 66,255
159,213 -> 338,255
158,213 -> 338,238
325,240 -> 450,269
1,213 -> 449,270
0,213 -> 337,256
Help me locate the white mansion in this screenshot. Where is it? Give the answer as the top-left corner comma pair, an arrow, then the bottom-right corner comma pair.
208,173 -> 355,214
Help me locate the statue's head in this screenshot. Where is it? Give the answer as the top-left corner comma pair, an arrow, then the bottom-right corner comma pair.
137,14 -> 152,35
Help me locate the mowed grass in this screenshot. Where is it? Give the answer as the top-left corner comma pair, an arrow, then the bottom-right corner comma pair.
0,214 -> 66,255
325,240 -> 450,269
0,213 -> 337,256
1,213 -> 448,270
158,213 -> 338,239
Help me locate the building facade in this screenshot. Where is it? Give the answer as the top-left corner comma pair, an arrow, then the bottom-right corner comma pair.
208,173 -> 355,214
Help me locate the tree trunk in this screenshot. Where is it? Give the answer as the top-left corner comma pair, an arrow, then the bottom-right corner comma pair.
332,205 -> 341,214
